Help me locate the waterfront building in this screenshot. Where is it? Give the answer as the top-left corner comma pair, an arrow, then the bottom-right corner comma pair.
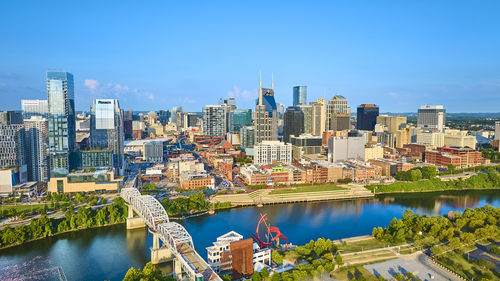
326,95 -> 350,131
254,74 -> 278,143
293,86 -> 307,106
291,134 -> 322,160
47,71 -> 76,177
230,109 -> 252,133
417,105 -> 446,132
24,116 -> 49,182
203,105 -> 228,137
356,104 -> 379,131
328,136 -> 366,163
311,99 -> 326,136
48,169 -> 122,193
90,99 -> 125,175
297,104 -> 313,135
21,99 -> 48,119
254,141 -> 292,165
206,231 -> 271,278
282,106 -> 304,143
240,126 -> 255,149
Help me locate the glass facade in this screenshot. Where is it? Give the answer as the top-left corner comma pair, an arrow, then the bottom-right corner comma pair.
230,109 -> 252,133
356,104 -> 379,131
293,86 -> 307,106
47,71 -> 75,177
283,106 -> 305,143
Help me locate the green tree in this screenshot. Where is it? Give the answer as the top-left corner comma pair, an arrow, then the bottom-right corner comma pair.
335,254 -> 343,265
394,273 -> 404,281
272,251 -> 284,265
261,267 -> 270,279
251,271 -> 262,281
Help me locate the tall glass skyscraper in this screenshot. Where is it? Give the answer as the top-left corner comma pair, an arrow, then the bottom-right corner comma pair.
283,106 -> 305,143
47,71 -> 76,177
293,86 -> 307,106
230,109 -> 252,133
356,104 -> 379,131
90,99 -> 125,175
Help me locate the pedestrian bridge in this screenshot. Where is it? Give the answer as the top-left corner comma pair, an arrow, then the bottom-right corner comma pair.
121,177 -> 221,281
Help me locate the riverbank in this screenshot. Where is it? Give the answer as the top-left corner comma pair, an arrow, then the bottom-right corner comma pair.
211,184 -> 373,206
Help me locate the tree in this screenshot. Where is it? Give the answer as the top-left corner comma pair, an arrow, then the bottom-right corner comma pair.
270,273 -> 281,281
272,251 -> 284,265
221,274 -> 231,281
394,273 -> 404,281
251,271 -> 262,281
406,272 -> 415,279
261,267 -> 270,279
335,254 -> 343,265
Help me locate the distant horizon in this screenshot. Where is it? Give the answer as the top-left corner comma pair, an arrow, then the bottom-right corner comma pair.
1,1 -> 499,112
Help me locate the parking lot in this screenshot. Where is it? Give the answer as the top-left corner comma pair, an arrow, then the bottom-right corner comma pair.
363,253 -> 455,281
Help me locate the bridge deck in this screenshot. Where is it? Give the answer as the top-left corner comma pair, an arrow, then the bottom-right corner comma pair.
177,243 -> 221,281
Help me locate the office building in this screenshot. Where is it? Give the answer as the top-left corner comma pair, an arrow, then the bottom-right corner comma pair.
328,136 -> 366,163
311,99 -> 326,136
495,122 -> 500,141
0,111 -> 23,125
47,71 -> 76,177
21,99 -> 48,119
282,106 -> 304,143
327,95 -> 350,131
417,105 -> 446,132
356,104 -> 379,131
230,109 -> 252,133
376,115 -> 407,133
416,131 -> 445,148
297,104 -> 313,134
157,110 -> 171,125
90,99 -> 125,175
24,116 -> 49,182
291,134 -> 322,160
254,141 -> 292,165
203,105 -> 227,137
219,97 -> 237,110
171,106 -> 184,124
48,170 -> 122,193
240,126 -> 255,149
143,141 -> 163,162
254,74 -> 278,143
293,86 -> 307,106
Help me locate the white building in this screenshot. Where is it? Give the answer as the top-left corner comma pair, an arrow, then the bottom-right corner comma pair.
202,105 -> 227,137
495,121 -> 500,141
206,231 -> 271,274
328,136 -> 366,163
143,141 -> 163,162
416,131 -> 444,148
417,105 -> 446,132
254,141 -> 292,165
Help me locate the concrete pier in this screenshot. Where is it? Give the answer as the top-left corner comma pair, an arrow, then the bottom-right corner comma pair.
126,204 -> 146,229
151,232 -> 174,264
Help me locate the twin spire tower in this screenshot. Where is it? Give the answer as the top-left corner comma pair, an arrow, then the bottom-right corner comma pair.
258,72 -> 274,106
255,72 -> 278,143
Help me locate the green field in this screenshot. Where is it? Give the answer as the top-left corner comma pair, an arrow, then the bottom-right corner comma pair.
269,185 -> 346,195
0,203 -> 69,218
338,238 -> 394,253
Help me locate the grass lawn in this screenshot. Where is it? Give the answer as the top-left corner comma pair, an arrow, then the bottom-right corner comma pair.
436,249 -> 497,280
338,238 -> 394,254
0,203 -> 69,218
332,264 -> 380,281
269,185 -> 346,195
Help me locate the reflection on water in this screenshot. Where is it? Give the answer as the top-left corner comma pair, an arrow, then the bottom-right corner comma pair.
0,190 -> 498,281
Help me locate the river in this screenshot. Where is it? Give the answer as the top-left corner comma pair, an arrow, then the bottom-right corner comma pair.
0,190 -> 499,281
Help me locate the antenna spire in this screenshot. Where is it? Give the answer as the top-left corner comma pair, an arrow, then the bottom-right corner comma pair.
271,73 -> 274,90
258,71 -> 263,105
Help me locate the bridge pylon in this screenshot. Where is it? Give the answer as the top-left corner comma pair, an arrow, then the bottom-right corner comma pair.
151,231 -> 175,264
126,204 -> 146,229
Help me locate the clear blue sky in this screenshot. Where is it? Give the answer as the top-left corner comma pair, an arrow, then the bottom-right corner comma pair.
0,0 -> 499,113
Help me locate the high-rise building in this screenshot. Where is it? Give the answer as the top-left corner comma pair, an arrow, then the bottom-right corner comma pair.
417,105 -> 446,132
21,100 -> 48,119
218,97 -> 237,110
254,141 -> 292,165
0,111 -> 23,125
293,86 -> 307,106
47,71 -> 76,177
255,73 -> 278,143
376,115 -> 407,133
157,110 -> 171,125
24,116 -> 49,182
283,106 -> 304,143
90,99 -> 125,175
240,126 -> 255,149
311,98 -> 326,136
327,95 -> 350,131
203,105 -> 227,137
297,105 -> 313,135
495,121 -> 500,141
171,106 -> 184,124
230,109 -> 252,133
356,104 -> 379,131
328,136 -> 366,163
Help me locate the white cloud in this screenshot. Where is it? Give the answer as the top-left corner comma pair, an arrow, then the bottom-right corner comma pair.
388,92 -> 400,99
84,79 -> 99,92
228,85 -> 257,100
177,97 -> 196,104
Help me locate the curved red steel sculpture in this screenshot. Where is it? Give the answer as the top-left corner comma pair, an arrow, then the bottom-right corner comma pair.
252,214 -> 288,248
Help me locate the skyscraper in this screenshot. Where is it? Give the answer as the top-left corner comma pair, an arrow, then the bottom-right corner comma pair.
417,105 -> 446,132
202,105 -> 227,137
293,86 -> 307,106
90,99 -> 125,175
157,110 -> 171,125
283,106 -> 304,143
21,100 -> 48,119
254,73 -> 278,143
356,104 -> 379,131
218,97 -> 237,110
327,95 -> 350,131
297,105 -> 313,134
24,116 -> 49,182
230,109 -> 252,133
311,98 -> 326,136
240,126 -> 255,149
171,106 -> 184,124
47,71 -> 76,177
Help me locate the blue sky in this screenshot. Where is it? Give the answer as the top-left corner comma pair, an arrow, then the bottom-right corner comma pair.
0,0 -> 499,113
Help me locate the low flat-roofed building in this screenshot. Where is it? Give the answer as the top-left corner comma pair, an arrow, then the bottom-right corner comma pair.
180,171 -> 215,189
48,169 -> 122,193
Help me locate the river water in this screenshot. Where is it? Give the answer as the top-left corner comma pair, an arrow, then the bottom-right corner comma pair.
0,190 -> 499,281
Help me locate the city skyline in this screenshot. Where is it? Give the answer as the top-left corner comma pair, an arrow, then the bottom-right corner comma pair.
1,1 -> 499,112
